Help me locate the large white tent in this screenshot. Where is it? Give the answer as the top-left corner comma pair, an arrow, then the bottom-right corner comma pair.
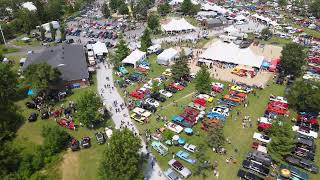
39,21 -> 60,32
156,48 -> 179,66
201,3 -> 230,14
169,0 -> 198,5
22,2 -> 37,11
162,18 -> 196,33
122,49 -> 146,68
199,40 -> 264,68
92,41 -> 108,56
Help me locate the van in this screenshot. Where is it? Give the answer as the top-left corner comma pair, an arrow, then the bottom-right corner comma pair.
147,44 -> 161,55
246,150 -> 272,166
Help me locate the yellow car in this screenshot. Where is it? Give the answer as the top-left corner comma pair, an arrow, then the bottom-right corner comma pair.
230,85 -> 246,93
162,68 -> 172,76
130,113 -> 146,124
197,94 -> 214,103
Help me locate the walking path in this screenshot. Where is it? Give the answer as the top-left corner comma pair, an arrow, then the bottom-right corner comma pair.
96,63 -> 166,180
163,92 -> 195,108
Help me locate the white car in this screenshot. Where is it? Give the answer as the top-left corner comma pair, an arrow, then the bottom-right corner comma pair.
269,95 -> 288,104
211,82 -> 224,89
212,106 -> 230,116
164,122 -> 183,134
168,159 -> 192,178
183,143 -> 197,153
145,98 -> 160,107
292,126 -> 318,139
105,127 -> 113,139
197,94 -> 214,102
132,107 -> 151,118
257,117 -> 272,124
159,89 -> 172,98
143,83 -> 152,89
253,132 -> 271,143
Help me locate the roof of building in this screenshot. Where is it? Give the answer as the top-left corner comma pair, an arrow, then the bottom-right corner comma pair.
23,44 -> 89,82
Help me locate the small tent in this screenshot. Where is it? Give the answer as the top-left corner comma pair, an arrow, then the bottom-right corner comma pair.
122,49 -> 146,68
156,48 -> 179,66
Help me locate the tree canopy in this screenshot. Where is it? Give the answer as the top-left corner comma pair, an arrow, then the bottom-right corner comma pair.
261,28 -> 272,37
195,65 -> 212,93
0,63 -> 18,106
279,43 -> 306,78
171,51 -> 190,80
49,22 -> 57,40
140,28 -> 152,52
267,119 -> 295,162
206,124 -> 225,149
310,0 -> 320,18
42,126 -> 71,155
99,129 -> 143,180
278,0 -> 287,6
75,91 -> 102,127
110,34 -> 130,67
102,2 -> 111,18
181,0 -> 200,15
23,63 -> 61,91
158,2 -> 171,16
287,80 -> 320,112
147,13 -> 160,33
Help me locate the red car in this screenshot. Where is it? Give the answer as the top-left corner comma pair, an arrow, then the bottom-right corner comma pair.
258,123 -> 272,132
267,105 -> 287,115
57,118 -> 75,130
129,91 -> 144,99
179,113 -> 197,123
184,107 -> 199,117
170,83 -> 185,91
211,86 -> 223,93
229,90 -> 247,99
201,120 -> 221,131
192,98 -> 206,107
268,101 -> 288,109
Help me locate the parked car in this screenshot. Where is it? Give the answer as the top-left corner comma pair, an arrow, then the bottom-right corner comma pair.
164,122 -> 184,134
145,98 -> 160,107
183,143 -> 197,153
197,94 -> 214,102
131,113 -> 146,124
168,159 -> 192,178
140,103 -> 157,113
172,116 -> 193,128
176,150 -> 196,164
292,146 -> 315,161
70,138 -> 80,151
253,132 -> 271,143
211,106 -> 230,117
242,159 -> 270,176
165,86 -> 178,93
292,126 -> 318,139
246,150 -> 272,167
278,164 -> 309,180
151,141 -> 168,156
237,169 -> 264,180
81,137 -> 91,148
95,132 -> 105,144
164,168 -> 182,180
159,89 -> 173,98
129,91 -> 144,99
284,155 -> 319,174
25,101 -> 37,109
150,93 -> 166,102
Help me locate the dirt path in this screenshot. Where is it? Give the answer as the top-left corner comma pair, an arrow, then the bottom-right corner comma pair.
60,150 -> 80,180
163,92 -> 195,108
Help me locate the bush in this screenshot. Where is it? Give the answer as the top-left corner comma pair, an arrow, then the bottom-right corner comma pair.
42,126 -> 71,155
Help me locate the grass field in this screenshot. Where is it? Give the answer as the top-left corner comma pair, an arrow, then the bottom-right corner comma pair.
0,45 -> 19,54
12,38 -> 40,47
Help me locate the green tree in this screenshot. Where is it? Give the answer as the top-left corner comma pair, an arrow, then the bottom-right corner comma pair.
75,91 -> 102,127
206,124 -> 225,149
279,43 -> 306,78
46,0 -> 64,21
42,126 -> 71,155
135,0 -> 153,19
23,63 -> 61,90
278,0 -> 287,6
310,0 -> 320,18
158,2 -> 171,16
99,129 -> 144,180
195,65 -> 212,93
109,0 -> 119,11
151,80 -> 161,93
171,50 -> 190,80
181,0 -> 192,15
16,9 -> 38,35
49,23 -> 57,40
194,144 -> 210,178
0,142 -> 21,178
111,34 -> 130,67
102,2 -> 111,18
119,3 -> 129,15
140,28 -> 152,51
147,13 -> 160,33
261,28 -> 272,37
0,64 -> 18,106
287,80 -> 320,112
39,26 -> 46,40
60,22 -> 66,41
162,130 -> 174,140
33,0 -> 48,23
267,119 -> 295,162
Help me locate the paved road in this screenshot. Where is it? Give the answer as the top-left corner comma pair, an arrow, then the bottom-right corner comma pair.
96,63 -> 166,180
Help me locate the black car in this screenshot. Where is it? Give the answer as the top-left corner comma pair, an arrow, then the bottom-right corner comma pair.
242,159 -> 270,176
284,155 -> 319,174
28,112 -> 38,122
150,93 -> 166,102
141,103 -> 157,113
65,39 -> 74,44
237,169 -> 264,180
182,75 -> 193,82
128,75 -> 140,82
239,40 -> 253,48
292,147 -> 315,161
174,80 -> 188,87
26,101 -> 37,109
41,111 -> 50,119
70,138 -> 80,151
95,132 -> 105,144
246,151 -> 272,167
165,86 -> 178,93
81,137 -> 91,148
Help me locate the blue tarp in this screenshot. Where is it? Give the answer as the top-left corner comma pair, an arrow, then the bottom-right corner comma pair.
184,128 -> 193,134
261,60 -> 270,68
27,89 -> 34,96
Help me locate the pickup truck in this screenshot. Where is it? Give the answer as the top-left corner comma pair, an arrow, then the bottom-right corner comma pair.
168,159 -> 192,178
172,116 -> 194,128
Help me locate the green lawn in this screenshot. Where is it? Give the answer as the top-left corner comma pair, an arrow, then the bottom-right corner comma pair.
12,38 -> 40,47
0,45 -> 19,54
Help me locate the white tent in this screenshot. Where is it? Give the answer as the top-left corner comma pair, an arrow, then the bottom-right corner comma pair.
92,41 -> 108,56
122,49 -> 146,68
169,0 -> 198,5
40,21 -> 60,32
156,48 -> 179,65
22,2 -> 37,11
224,26 -> 239,33
234,14 -> 247,21
199,40 -> 264,68
162,18 -> 196,33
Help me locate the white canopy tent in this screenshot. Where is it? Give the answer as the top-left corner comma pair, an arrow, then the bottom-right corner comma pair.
22,2 -> 37,11
156,48 -> 179,66
201,3 -> 230,14
234,14 -> 247,21
39,21 -> 60,32
122,49 -> 146,68
169,0 -> 198,5
199,40 -> 264,68
162,18 -> 196,33
92,41 -> 108,56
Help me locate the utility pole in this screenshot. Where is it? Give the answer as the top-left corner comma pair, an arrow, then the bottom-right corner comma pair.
0,24 -> 6,45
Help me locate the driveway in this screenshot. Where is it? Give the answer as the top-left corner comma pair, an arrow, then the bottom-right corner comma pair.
96,63 -> 166,180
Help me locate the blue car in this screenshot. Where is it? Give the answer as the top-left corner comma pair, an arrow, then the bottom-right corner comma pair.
207,112 -> 226,120
218,98 -> 238,107
172,116 -> 193,128
176,150 -> 196,164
